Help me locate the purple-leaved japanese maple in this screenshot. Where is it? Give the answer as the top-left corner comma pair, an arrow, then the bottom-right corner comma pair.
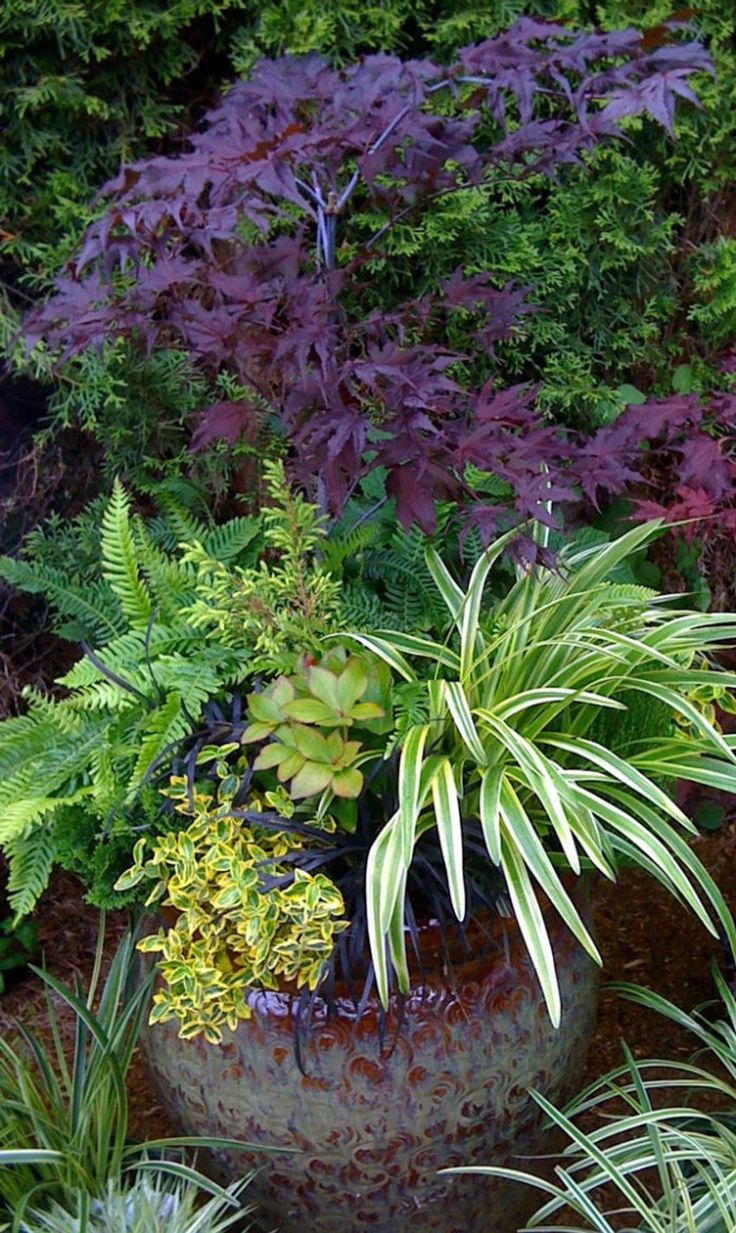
27,18 -> 717,535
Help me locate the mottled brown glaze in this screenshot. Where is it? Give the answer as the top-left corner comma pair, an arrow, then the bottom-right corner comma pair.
141,895 -> 598,1233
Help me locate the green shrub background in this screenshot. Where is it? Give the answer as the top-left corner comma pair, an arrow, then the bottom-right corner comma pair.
3,0 -> 735,508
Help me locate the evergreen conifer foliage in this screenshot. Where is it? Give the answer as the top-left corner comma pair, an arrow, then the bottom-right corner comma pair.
26,23 -> 711,538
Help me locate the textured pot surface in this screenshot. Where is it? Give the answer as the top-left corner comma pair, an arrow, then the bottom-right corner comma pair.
141,900 -> 598,1233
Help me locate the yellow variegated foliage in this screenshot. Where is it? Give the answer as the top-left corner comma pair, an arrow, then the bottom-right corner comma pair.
115,779 -> 347,1043
674,656 -> 736,734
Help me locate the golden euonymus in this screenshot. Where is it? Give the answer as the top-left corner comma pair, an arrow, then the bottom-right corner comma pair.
115,779 -> 347,1043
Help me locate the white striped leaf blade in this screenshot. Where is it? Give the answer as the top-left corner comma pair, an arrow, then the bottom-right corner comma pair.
425,548 -> 465,627
542,734 -> 694,832
340,632 -> 415,682
365,812 -> 403,1006
375,629 -> 460,671
397,724 -> 430,866
387,868 -> 410,996
569,784 -> 718,939
444,681 -> 486,763
500,833 -> 561,1028
478,711 -> 581,874
457,527 -> 524,681
430,758 -> 466,921
479,765 -> 503,865
498,777 -> 600,965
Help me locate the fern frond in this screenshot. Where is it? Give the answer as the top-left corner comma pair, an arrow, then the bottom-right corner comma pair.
338,585 -> 389,630
322,521 -> 381,574
364,527 -> 449,632
601,583 -> 659,605
59,624 -> 197,689
0,787 -> 94,845
0,715 -> 115,812
0,710 -> 85,793
130,691 -> 188,788
201,516 -> 262,566
0,555 -> 124,643
6,825 -> 57,917
132,520 -> 199,615
88,745 -> 118,815
0,712 -> 55,779
150,655 -> 237,704
383,681 -> 431,757
101,480 -> 153,628
150,489 -> 212,550
394,681 -> 431,731
63,680 -> 150,713
0,485 -> 265,908
462,467 -> 514,500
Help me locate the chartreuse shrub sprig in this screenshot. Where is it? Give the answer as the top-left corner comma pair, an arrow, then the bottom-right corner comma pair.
116,776 -> 348,1044
184,458 -> 342,673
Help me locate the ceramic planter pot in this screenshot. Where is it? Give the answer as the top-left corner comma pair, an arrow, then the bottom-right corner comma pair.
140,891 -> 598,1233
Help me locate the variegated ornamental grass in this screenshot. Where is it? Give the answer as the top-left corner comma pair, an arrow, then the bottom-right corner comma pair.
451,970 -> 736,1232
352,521 -> 736,1023
0,933 -> 261,1231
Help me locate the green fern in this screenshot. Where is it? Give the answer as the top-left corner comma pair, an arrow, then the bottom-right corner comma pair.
200,516 -> 262,566
0,787 -> 95,848
101,480 -> 154,628
325,492 -> 462,631
0,556 -> 125,644
338,585 -> 390,630
389,681 -> 431,751
321,521 -> 381,574
147,487 -> 216,552
599,583 -> 659,604
129,530 -> 200,616
363,528 -> 449,632
130,691 -> 189,788
5,826 -> 57,918
0,481 -> 267,913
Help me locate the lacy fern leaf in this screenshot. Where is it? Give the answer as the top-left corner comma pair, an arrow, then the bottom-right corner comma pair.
101,479 -> 154,628
0,556 -> 124,643
0,481 -> 267,912
5,826 -> 57,918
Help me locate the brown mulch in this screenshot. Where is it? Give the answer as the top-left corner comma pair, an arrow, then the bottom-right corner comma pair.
1,828 -> 735,1155
587,824 -> 736,1075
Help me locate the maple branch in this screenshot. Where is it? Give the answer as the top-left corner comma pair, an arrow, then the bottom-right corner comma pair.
314,174 -> 331,271
335,99 -> 417,214
295,177 -> 325,208
342,495 -> 389,533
